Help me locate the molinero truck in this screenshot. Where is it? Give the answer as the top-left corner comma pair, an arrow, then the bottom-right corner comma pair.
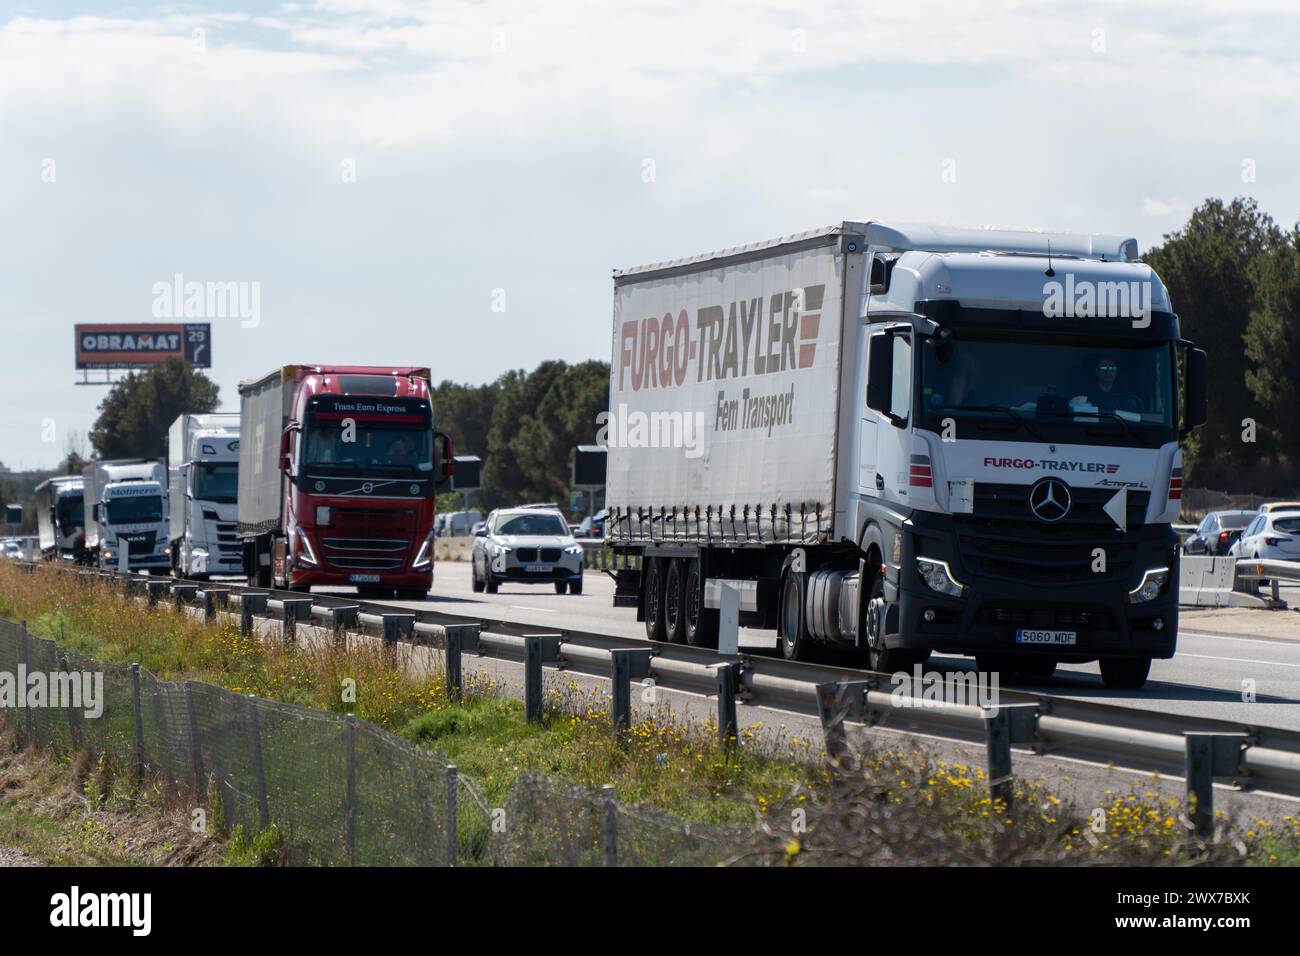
237,365 -> 453,597
604,222 -> 1208,689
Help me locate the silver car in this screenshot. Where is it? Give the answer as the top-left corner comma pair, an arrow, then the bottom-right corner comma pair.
471,508 -> 585,594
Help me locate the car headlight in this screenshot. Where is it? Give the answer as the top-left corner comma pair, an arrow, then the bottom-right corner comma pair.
493,543 -> 512,554
916,557 -> 965,597
564,545 -> 582,555
1128,567 -> 1169,604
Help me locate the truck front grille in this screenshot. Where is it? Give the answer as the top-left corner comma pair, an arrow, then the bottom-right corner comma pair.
954,484 -> 1150,585
322,537 -> 408,552
327,556 -> 405,571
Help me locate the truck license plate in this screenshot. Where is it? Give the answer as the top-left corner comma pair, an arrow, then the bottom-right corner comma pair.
525,564 -> 548,573
1015,629 -> 1077,646
349,574 -> 381,584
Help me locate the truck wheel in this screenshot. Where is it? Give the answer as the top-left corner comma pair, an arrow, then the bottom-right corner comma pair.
1099,657 -> 1151,689
863,571 -> 922,673
643,557 -> 667,642
663,559 -> 688,644
683,559 -> 718,648
779,570 -> 817,662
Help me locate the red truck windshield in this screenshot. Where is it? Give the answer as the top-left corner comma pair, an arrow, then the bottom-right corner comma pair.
302,422 -> 433,473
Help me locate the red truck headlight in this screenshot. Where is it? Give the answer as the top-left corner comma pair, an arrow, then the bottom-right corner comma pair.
412,529 -> 435,569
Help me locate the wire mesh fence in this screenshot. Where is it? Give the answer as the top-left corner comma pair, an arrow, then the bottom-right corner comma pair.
0,618 -> 762,866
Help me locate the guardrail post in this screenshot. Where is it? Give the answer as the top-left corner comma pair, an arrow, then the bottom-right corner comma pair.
145,580 -> 169,606
327,605 -> 360,649
610,649 -> 636,734
445,764 -> 458,867
170,583 -> 198,612
815,680 -> 870,761
201,588 -> 229,622
983,704 -> 1039,807
600,784 -> 618,867
443,625 -> 479,703
240,592 -> 269,636
123,576 -> 144,598
715,662 -> 740,751
525,636 -> 544,723
380,613 -> 414,649
281,598 -> 314,643
131,662 -> 145,787
1184,732 -> 1245,843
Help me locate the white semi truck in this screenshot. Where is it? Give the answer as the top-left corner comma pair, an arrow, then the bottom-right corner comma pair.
34,475 -> 86,561
82,459 -> 170,573
604,222 -> 1208,689
168,413 -> 242,579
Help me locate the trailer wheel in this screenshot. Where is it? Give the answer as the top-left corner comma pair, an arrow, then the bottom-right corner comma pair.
779,569 -> 816,661
643,557 -> 667,642
683,559 -> 718,648
663,559 -> 688,644
1099,657 -> 1151,689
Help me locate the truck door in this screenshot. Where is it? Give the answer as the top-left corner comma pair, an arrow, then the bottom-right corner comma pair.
856,324 -> 878,496
865,326 -> 914,504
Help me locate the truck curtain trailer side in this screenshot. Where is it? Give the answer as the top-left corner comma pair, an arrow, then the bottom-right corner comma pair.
606,222 -> 1208,689
236,365 -> 454,596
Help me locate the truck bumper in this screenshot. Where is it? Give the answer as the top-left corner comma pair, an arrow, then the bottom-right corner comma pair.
286,563 -> 433,591
889,513 -> 1179,662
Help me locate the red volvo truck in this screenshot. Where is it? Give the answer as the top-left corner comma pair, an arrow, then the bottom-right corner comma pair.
237,365 -> 453,597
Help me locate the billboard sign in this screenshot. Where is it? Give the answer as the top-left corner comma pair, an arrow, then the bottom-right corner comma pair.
75,323 -> 211,370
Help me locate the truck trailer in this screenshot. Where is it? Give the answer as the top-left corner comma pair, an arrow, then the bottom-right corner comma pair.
168,413 -> 242,579
34,475 -> 85,561
236,365 -> 453,596
82,459 -> 170,572
604,222 -> 1208,689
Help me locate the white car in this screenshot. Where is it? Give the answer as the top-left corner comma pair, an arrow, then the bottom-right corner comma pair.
1230,510 -> 1300,561
471,508 -> 585,594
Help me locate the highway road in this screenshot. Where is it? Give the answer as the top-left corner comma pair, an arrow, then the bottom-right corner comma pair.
315,559 -> 1300,731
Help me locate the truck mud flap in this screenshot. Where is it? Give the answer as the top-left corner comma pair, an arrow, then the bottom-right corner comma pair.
613,568 -> 640,609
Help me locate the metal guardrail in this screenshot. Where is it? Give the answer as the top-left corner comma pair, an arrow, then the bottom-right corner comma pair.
24,562 -> 1300,815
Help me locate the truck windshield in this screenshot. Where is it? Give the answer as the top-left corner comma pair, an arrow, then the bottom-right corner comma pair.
919,337 -> 1175,438
57,497 -> 84,527
302,423 -> 433,473
105,496 -> 163,524
192,462 -> 238,503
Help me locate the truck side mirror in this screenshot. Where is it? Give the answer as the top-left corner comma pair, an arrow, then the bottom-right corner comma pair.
434,432 -> 455,491
1184,346 -> 1208,431
865,332 -> 893,414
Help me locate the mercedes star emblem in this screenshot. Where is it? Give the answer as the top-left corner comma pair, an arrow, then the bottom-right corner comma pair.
1028,478 -> 1071,523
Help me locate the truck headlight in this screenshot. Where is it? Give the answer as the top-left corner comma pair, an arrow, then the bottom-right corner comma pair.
412,529 -> 435,569
916,557 -> 965,597
294,526 -> 318,567
1128,567 -> 1169,604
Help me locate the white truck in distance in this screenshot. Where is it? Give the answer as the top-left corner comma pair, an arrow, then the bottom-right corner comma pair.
168,413 -> 241,579
34,475 -> 85,561
82,459 -> 170,573
605,221 -> 1208,689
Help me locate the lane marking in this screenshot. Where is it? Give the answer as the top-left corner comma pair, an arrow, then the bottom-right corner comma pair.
509,605 -> 556,613
1181,629 -> 1300,649
1179,652 -> 1300,669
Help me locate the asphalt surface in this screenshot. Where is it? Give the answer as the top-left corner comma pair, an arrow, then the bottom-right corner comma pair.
314,561 -> 1300,731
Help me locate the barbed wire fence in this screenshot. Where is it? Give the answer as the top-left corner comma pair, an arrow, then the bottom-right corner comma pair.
0,618 -> 762,866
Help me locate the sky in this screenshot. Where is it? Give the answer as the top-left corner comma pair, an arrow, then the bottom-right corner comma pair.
1,0 -> 1298,470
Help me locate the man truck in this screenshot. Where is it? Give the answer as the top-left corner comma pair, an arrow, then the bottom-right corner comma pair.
82,460 -> 170,572
604,221 -> 1207,689
168,413 -> 242,579
34,475 -> 85,561
237,365 -> 453,597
